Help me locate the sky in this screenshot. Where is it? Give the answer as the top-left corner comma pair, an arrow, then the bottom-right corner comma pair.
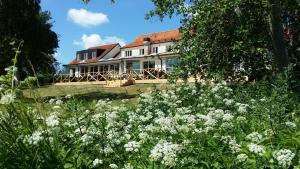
40,0 -> 181,64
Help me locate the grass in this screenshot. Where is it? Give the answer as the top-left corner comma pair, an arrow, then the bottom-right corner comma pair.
21,84 -> 169,105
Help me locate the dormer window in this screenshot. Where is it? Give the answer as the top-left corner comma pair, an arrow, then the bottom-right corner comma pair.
92,51 -> 97,58
80,54 -> 84,60
139,49 -> 144,55
84,53 -> 88,59
152,47 -> 158,53
125,50 -> 132,57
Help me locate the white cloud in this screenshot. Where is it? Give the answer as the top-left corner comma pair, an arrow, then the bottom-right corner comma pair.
73,34 -> 126,49
67,8 -> 109,27
103,36 -> 126,46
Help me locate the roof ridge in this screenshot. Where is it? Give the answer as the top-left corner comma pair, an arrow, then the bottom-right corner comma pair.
136,29 -> 179,38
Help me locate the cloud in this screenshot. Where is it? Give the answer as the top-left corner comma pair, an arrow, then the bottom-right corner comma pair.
67,8 -> 109,27
73,34 -> 126,49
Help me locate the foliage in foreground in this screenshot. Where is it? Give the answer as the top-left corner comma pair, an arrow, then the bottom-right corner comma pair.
0,78 -> 300,168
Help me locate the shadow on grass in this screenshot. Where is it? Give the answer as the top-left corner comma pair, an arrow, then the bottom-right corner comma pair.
74,91 -> 137,102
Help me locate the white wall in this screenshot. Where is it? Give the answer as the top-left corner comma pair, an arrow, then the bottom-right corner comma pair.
121,42 -> 175,58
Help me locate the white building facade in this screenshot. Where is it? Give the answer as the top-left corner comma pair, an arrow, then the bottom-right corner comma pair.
61,29 -> 180,82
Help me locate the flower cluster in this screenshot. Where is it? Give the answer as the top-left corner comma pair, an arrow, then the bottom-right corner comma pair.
124,141 -> 141,152
0,93 -> 15,105
149,140 -> 182,166
273,149 -> 295,167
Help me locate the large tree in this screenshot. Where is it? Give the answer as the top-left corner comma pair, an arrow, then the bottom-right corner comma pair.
146,0 -> 300,80
0,0 -> 58,80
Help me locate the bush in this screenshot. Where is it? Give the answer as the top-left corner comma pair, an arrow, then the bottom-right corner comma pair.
0,78 -> 299,168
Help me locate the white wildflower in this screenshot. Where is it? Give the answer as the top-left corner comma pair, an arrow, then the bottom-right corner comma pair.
223,98 -> 234,106
49,98 -> 56,104
55,99 -> 63,105
92,159 -> 103,167
0,93 -> 16,105
236,116 -> 247,123
237,154 -> 248,163
264,129 -> 275,137
246,132 -> 263,143
149,140 -> 182,166
123,163 -> 134,169
124,141 -> 141,152
247,143 -> 265,156
221,136 -> 241,153
81,134 -> 92,145
285,121 -> 296,129
223,113 -> 234,121
109,164 -> 118,169
24,131 -> 43,145
236,103 -> 248,113
65,94 -> 72,99
273,149 -> 295,167
46,114 -> 59,127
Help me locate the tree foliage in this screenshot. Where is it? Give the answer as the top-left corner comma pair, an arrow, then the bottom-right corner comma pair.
148,0 -> 300,82
0,0 -> 59,80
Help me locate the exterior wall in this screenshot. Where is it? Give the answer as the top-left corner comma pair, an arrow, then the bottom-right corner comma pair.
150,42 -> 173,54
121,46 -> 144,58
121,42 -> 174,58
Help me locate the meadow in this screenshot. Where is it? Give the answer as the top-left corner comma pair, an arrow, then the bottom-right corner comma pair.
1,70 -> 300,168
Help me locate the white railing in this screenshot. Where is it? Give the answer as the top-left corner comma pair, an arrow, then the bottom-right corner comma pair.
54,68 -> 169,83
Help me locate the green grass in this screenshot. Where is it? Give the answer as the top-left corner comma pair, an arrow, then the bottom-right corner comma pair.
22,84 -> 168,105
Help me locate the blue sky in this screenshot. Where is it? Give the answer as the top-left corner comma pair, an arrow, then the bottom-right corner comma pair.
41,0 -> 181,64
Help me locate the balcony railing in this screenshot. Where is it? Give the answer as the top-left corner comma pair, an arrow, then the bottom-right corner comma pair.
53,68 -> 170,83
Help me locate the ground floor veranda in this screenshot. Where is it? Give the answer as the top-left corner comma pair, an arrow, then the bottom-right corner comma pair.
54,56 -> 178,84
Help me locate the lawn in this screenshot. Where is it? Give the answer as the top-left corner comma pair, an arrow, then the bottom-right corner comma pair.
21,83 -> 168,105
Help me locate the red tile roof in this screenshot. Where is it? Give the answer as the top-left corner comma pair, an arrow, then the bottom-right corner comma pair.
122,29 -> 181,49
69,44 -> 119,65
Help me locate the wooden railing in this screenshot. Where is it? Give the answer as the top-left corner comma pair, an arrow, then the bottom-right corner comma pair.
53,68 -> 169,83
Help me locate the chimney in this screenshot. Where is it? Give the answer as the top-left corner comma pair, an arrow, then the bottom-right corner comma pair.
143,37 -> 151,55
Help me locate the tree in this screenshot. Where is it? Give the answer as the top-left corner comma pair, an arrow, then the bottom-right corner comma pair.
0,0 -> 58,80
148,0 -> 300,79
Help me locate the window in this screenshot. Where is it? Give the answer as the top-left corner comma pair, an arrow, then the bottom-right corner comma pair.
152,47 -> 158,53
84,53 -> 88,59
166,58 -> 178,72
92,52 -> 97,58
79,54 -> 84,60
88,53 -> 92,59
125,50 -> 132,57
166,45 -> 173,52
143,61 -> 155,69
139,49 -> 144,55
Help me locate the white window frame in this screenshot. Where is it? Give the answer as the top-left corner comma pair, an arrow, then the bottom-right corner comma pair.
139,49 -> 144,55
152,47 -> 158,54
125,50 -> 132,57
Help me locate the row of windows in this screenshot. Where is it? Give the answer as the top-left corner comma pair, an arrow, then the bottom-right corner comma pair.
124,46 -> 173,57
77,51 -> 97,61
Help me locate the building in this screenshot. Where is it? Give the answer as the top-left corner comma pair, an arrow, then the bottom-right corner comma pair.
57,29 -> 180,83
